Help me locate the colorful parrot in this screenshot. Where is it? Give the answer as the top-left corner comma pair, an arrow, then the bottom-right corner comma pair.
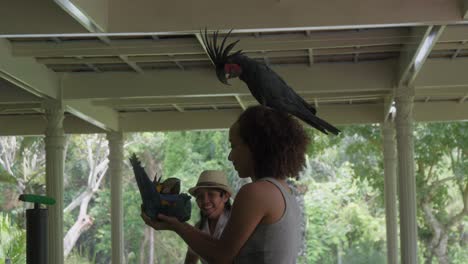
129,153 -> 161,220
130,154 -> 192,222
201,29 -> 340,135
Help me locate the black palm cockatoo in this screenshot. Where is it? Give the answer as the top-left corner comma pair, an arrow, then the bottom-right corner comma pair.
201,29 -> 340,135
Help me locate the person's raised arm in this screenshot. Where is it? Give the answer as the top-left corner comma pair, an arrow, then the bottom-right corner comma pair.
176,183 -> 268,263
142,182 -> 267,263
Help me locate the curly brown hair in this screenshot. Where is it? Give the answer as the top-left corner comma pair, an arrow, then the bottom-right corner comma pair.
236,105 -> 310,179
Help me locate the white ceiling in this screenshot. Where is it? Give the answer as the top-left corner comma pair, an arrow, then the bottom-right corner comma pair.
0,0 -> 467,135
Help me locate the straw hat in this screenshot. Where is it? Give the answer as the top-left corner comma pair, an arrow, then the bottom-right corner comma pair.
188,170 -> 233,196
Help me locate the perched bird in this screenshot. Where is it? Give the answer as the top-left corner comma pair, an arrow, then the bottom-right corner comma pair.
201,29 -> 340,135
130,153 -> 192,222
129,153 -> 161,220
153,176 -> 181,194
160,177 -> 181,194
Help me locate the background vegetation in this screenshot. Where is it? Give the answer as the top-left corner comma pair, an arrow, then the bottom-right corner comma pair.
0,121 -> 466,263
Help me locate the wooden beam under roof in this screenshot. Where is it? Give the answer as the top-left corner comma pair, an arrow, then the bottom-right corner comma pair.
0,115 -> 106,136
62,61 -> 395,100
107,0 -> 462,33
12,29 -> 416,57
0,39 -> 119,131
463,0 -> 468,19
398,26 -> 445,87
117,101 -> 467,132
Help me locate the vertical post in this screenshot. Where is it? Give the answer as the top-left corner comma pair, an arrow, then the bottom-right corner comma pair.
382,120 -> 398,264
44,100 -> 65,264
107,131 -> 124,264
395,86 -> 418,264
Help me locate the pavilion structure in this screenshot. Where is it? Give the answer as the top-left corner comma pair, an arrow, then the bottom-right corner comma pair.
1,1 -> 468,263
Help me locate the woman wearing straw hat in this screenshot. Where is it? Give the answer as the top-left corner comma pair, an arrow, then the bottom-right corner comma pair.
142,105 -> 309,264
184,170 -> 233,264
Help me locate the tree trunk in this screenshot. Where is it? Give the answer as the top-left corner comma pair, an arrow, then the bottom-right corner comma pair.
336,242 -> 343,264
139,228 -> 149,264
422,240 -> 433,264
421,200 -> 453,264
149,230 -> 154,264
423,255 -> 433,264
63,135 -> 108,257
63,192 -> 94,256
433,234 -> 449,264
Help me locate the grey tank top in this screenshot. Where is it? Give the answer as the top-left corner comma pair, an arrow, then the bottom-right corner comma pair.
234,177 -> 301,264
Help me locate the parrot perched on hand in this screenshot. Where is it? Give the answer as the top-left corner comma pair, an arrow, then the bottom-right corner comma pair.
201,29 -> 340,135
130,153 -> 192,222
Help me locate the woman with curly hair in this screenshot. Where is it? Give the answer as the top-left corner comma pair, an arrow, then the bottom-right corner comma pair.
142,105 -> 309,264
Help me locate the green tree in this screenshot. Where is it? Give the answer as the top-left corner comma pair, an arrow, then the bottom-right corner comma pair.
300,153 -> 386,264
0,213 -> 26,263
335,122 -> 468,264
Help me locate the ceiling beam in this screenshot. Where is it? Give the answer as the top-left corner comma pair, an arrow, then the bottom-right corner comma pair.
438,25 -> 468,41
463,0 -> 468,19
12,31 -> 417,57
62,61 -> 395,100
459,94 -> 467,103
1,101 -> 464,135
398,25 -> 445,87
61,58 -> 468,101
33,46 -> 401,65
107,0 -> 462,33
0,0 -> 87,35
25,41 -> 468,65
119,104 -> 384,132
65,99 -> 119,131
53,0 -> 107,33
172,104 -> 184,112
118,101 -> 468,132
92,96 -> 239,107
119,55 -> 144,73
1,1 -> 465,37
0,115 -> 106,136
1,39 -> 119,132
85,86 -> 466,113
414,101 -> 468,122
308,49 -> 314,66
414,57 -> 468,87
415,86 -> 468,98
235,96 -> 247,110
0,39 -> 59,99
120,109 -> 241,132
0,79 -> 42,103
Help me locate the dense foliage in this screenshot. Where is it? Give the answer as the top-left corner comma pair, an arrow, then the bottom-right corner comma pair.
0,121 -> 466,263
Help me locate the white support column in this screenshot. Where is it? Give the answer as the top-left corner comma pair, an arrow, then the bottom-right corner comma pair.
395,86 -> 418,264
107,131 -> 124,264
44,100 -> 66,264
382,120 -> 398,264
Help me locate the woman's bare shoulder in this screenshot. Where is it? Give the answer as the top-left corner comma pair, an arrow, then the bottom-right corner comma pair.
234,180 -> 278,207
237,181 -> 273,195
